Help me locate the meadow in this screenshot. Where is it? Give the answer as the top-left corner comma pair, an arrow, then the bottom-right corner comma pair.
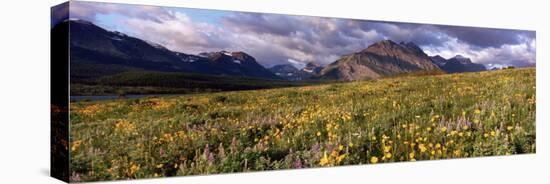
69,68 -> 535,182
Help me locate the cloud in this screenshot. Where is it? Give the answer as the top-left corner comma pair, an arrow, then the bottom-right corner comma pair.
287,59 -> 306,69
123,12 -> 231,54
476,39 -> 536,67
219,14 -> 388,66
68,1 -> 536,68
348,21 -> 452,47
422,37 -> 536,67
437,25 -> 535,48
70,1 -> 174,23
221,12 -> 299,36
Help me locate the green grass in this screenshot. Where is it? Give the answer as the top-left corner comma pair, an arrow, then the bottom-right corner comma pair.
71,71 -> 328,95
69,68 -> 536,182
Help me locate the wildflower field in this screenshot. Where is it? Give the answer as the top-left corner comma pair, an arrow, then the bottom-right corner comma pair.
69,68 -> 535,182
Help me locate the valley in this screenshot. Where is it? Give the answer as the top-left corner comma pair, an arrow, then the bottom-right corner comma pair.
58,19 -> 499,97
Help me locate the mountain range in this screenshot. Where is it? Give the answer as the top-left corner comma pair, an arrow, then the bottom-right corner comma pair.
58,19 -> 489,82
64,19 -> 279,81
430,55 -> 486,73
268,62 -> 323,81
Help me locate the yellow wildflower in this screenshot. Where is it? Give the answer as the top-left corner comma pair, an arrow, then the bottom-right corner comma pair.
71,140 -> 83,151
370,156 -> 379,164
383,146 -> 391,153
418,144 -> 427,153
450,131 -> 458,136
320,152 -> 329,166
453,149 -> 462,157
336,154 -> 346,163
384,152 -> 392,159
475,109 -> 481,114
115,120 -> 136,134
129,163 -> 140,175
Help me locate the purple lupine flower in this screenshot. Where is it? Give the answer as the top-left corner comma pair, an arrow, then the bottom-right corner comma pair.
294,157 -> 303,168
207,152 -> 215,165
466,120 -> 472,128
310,142 -> 321,161
311,143 -> 320,153
203,144 -> 210,157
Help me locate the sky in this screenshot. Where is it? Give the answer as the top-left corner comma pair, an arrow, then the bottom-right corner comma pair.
65,1 -> 536,69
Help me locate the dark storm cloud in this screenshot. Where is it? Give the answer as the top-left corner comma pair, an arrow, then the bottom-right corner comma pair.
221,12 -> 300,36
206,12 -> 538,67
222,12 -> 534,51
221,13 -> 359,49
220,14 -> 377,66
437,25 -> 535,48
352,21 -> 452,47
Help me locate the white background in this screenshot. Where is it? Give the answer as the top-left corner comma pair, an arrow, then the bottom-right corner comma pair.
0,0 -> 547,183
